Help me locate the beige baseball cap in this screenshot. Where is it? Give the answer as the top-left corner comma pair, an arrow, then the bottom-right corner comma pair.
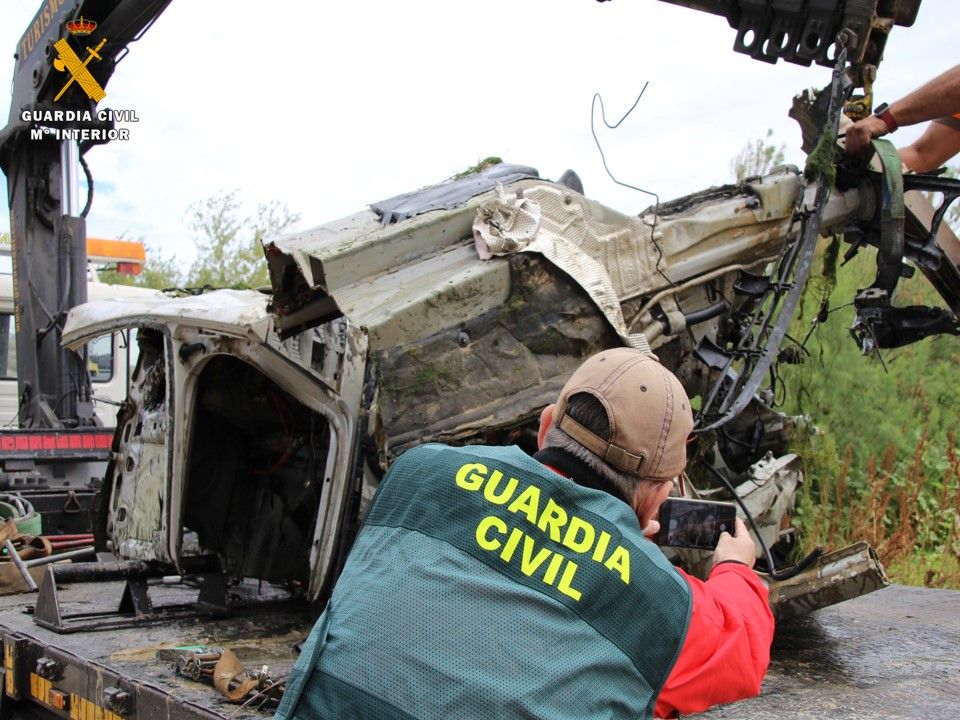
554,348 -> 694,481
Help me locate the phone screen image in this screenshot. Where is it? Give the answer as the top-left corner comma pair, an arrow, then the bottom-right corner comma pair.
653,498 -> 737,550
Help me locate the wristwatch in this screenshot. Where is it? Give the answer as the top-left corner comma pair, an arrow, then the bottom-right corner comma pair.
873,102 -> 898,134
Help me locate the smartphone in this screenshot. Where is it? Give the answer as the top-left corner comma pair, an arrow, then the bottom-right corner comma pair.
652,497 -> 738,550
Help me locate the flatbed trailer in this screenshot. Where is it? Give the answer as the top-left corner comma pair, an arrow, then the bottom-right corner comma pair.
0,581 -> 956,719
0,578 -> 315,719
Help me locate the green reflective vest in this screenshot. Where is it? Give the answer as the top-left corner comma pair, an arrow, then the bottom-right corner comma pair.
276,444 -> 692,720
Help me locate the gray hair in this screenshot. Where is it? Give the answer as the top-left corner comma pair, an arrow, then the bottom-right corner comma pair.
542,392 -> 641,502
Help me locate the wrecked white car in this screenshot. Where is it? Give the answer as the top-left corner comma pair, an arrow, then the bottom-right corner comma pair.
61,121 -> 960,619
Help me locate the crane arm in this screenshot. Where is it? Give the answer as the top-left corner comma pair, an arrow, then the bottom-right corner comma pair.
0,0 -> 170,428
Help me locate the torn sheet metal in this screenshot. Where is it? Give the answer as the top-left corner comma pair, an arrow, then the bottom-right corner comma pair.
263,183 -> 528,344
264,162 -> 868,359
63,289 -> 273,349
107,330 -> 171,562
64,286 -> 369,601
263,165 -> 667,349
473,182 -> 656,351
213,649 -> 261,701
766,542 -> 890,620
735,453 -> 803,553
377,254 -> 621,455
169,646 -> 283,707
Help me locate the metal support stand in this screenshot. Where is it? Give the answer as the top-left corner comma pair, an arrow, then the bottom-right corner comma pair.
34,557 -> 224,634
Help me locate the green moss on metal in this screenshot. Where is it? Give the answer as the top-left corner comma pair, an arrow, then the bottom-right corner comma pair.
410,365 -> 459,392
505,292 -> 526,314
821,234 -> 841,286
381,355 -> 461,399
453,156 -> 503,180
803,130 -> 837,188
503,281 -> 533,315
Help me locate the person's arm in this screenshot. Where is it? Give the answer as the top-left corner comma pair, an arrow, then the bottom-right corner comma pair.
654,519 -> 774,719
899,120 -> 960,173
845,64 -> 960,157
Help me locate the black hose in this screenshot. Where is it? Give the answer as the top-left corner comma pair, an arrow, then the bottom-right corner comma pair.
683,301 -> 727,328
702,462 -> 822,581
80,154 -> 94,218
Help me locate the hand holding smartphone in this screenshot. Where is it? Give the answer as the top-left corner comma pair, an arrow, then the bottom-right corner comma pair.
652,497 -> 738,550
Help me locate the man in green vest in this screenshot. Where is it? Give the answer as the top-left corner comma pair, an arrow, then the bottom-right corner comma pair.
276,348 -> 772,720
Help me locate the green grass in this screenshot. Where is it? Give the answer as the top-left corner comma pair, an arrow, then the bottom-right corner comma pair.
779,239 -> 960,588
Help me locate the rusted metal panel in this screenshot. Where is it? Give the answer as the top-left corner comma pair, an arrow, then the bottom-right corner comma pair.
377,254 -> 621,457
767,542 -> 890,621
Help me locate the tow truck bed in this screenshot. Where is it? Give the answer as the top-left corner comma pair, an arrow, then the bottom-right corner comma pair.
0,579 -> 315,719
2,581 -> 956,719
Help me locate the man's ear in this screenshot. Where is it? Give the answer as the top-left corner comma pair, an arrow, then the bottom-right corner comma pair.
632,479 -> 672,530
537,404 -> 556,450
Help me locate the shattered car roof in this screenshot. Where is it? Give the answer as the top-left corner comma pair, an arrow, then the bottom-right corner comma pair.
62,288 -> 273,348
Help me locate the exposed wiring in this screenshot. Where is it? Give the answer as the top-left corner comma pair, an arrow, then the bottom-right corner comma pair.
800,299 -> 854,350
863,322 -> 889,373
79,153 -> 94,218
801,299 -> 890,371
3,403 -> 24,428
30,216 -> 76,341
228,677 -> 286,717
701,461 -> 823,581
695,170 -> 817,431
252,391 -> 300,476
589,87 -> 673,287
719,424 -> 754,450
782,332 -> 811,357
27,274 -> 58,331
625,254 -> 780,332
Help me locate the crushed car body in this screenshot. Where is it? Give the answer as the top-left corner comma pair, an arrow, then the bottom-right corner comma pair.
63,111 -> 960,614
63,289 -> 369,602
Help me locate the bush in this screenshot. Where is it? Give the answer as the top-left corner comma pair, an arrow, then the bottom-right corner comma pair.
780,239 -> 960,588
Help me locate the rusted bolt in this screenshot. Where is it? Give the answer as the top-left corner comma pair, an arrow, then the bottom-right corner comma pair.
103,687 -> 130,715
35,657 -> 60,680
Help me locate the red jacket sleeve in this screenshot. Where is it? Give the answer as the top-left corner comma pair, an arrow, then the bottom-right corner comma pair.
654,562 -> 774,719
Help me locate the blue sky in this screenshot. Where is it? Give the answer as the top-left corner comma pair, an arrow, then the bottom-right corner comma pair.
1,0 -> 958,268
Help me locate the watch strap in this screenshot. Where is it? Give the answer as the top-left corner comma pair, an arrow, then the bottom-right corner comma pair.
874,102 -> 899,134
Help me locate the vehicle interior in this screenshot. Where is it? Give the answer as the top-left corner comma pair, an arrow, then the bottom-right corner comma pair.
181,353 -> 331,588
